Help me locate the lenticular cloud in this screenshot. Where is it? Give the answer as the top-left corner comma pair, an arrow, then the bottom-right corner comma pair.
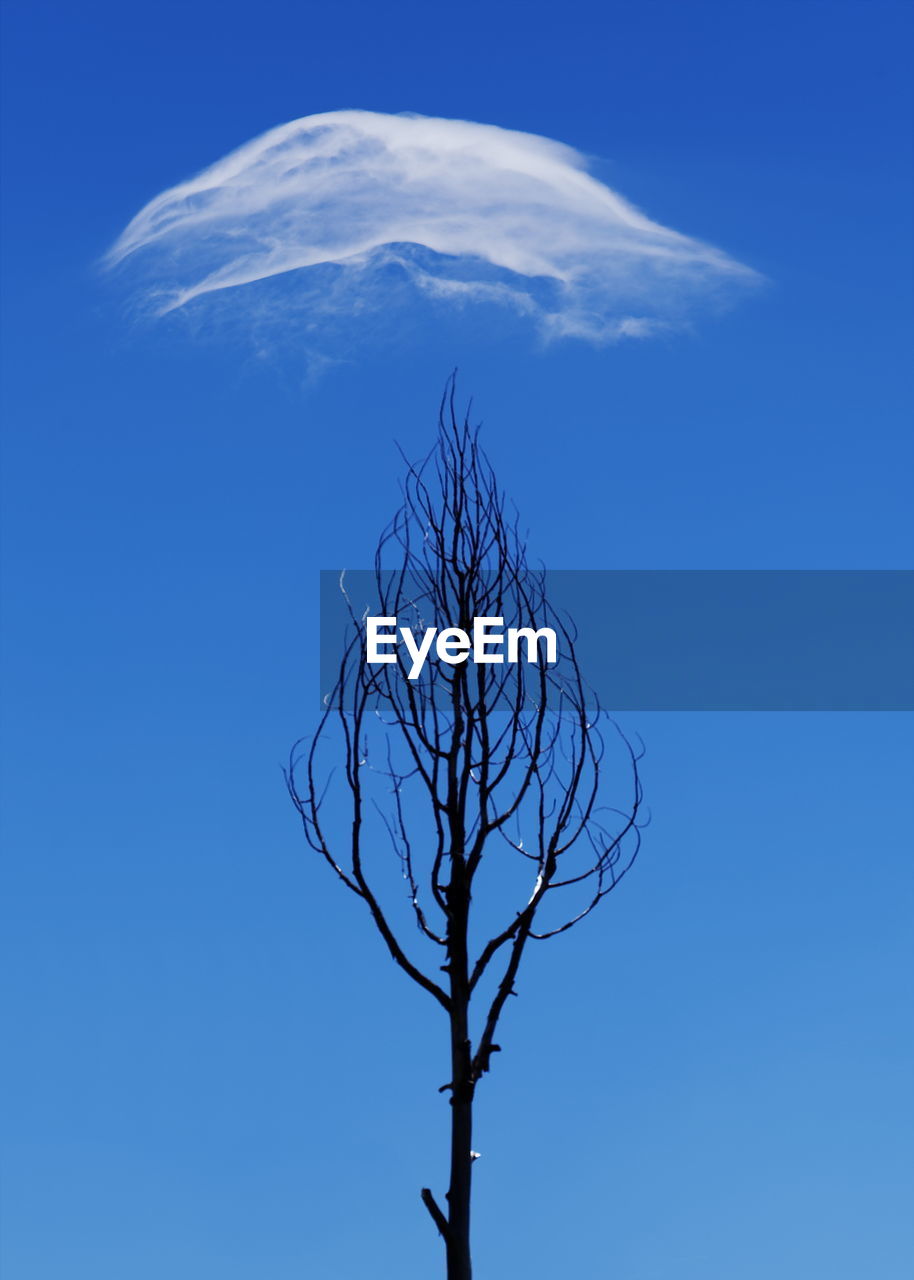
108,109 -> 756,342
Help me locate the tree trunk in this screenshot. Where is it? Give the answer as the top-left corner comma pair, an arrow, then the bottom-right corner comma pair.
446,996 -> 474,1280
446,850 -> 474,1280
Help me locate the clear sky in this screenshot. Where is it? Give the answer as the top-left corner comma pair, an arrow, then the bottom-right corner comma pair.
1,2 -> 912,1277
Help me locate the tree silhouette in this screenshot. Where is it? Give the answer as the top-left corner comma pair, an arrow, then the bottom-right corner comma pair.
287,380 -> 644,1279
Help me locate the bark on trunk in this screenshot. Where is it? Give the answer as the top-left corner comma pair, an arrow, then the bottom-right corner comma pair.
446,856 -> 474,1280
446,1002 -> 474,1280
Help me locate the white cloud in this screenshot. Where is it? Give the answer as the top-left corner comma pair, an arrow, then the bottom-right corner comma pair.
107,109 -> 758,343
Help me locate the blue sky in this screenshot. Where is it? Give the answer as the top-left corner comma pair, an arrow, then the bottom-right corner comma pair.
1,1 -> 912,1277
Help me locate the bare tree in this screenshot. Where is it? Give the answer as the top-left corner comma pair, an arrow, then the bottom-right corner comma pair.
287,380 -> 643,1279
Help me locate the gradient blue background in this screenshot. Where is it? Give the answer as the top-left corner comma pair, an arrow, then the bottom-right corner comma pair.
2,2 -> 912,1276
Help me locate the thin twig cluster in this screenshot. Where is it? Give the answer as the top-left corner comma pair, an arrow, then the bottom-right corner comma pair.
287,380 -> 644,1074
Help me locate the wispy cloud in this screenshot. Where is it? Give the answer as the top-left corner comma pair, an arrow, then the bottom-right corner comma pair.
107,109 -> 758,343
